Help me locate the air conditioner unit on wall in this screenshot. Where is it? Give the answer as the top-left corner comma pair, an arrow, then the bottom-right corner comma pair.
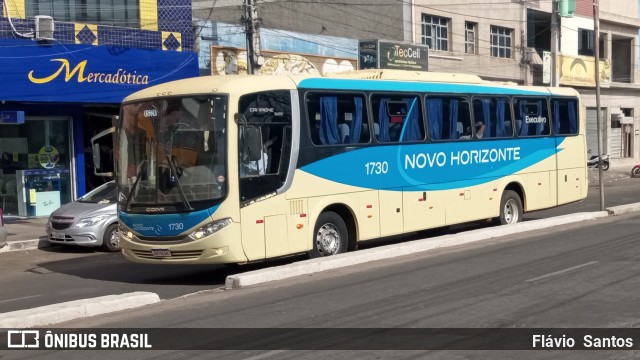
34,15 -> 55,40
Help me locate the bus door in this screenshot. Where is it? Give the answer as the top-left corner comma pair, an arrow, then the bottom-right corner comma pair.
237,90 -> 296,260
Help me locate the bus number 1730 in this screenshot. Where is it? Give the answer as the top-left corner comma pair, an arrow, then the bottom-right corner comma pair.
365,161 -> 389,175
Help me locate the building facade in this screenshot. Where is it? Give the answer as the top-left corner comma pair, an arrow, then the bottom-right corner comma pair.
0,0 -> 198,217
196,0 -> 640,165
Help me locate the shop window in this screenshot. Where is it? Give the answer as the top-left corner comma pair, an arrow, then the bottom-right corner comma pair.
0,118 -> 72,216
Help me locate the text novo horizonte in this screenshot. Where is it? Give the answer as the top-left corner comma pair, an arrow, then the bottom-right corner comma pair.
405,147 -> 521,169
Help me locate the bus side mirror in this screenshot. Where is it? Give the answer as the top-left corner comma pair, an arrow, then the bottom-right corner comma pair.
242,126 -> 263,162
90,126 -> 116,177
92,143 -> 101,170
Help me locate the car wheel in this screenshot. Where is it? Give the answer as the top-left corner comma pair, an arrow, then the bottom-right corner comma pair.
102,223 -> 120,252
632,167 -> 640,178
309,211 -> 348,258
499,190 -> 523,225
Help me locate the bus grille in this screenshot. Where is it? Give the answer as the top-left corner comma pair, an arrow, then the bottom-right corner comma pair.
136,235 -> 187,242
289,200 -> 304,215
131,249 -> 203,260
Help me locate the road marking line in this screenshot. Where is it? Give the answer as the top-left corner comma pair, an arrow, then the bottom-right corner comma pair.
525,261 -> 599,282
0,295 -> 42,303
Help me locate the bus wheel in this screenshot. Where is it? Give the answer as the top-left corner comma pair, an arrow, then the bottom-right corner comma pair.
499,190 -> 523,225
310,211 -> 348,258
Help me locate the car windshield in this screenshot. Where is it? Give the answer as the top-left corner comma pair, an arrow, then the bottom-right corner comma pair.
115,96 -> 228,212
79,181 -> 117,204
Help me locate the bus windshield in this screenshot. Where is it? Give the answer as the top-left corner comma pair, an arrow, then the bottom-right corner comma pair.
115,96 -> 228,212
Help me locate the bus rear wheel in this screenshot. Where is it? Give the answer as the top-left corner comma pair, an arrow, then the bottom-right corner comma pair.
499,190 -> 523,225
309,211 -> 348,258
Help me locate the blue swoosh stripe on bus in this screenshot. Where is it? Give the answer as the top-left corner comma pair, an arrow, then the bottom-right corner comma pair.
300,138 -> 565,191
119,205 -> 219,237
298,78 -> 550,96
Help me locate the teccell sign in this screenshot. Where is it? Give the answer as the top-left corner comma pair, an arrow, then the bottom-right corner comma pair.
358,40 -> 429,71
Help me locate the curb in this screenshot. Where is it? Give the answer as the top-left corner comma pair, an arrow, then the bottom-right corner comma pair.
606,203 -> 640,216
0,292 -> 161,328
225,211 -> 610,289
0,238 -> 51,254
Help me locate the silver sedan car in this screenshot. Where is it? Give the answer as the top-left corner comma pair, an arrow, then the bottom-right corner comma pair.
46,181 -> 119,251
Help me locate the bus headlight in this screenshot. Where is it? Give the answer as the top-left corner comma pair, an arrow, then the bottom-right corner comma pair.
121,229 -> 133,241
189,218 -> 232,240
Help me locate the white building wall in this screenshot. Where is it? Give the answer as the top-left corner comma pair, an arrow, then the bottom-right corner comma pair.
560,16 -> 594,56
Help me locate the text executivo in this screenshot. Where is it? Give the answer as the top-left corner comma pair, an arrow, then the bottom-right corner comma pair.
405,147 -> 521,169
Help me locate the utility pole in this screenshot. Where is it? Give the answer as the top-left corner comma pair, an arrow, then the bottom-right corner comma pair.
242,0 -> 262,74
593,0 -> 605,210
550,0 -> 559,87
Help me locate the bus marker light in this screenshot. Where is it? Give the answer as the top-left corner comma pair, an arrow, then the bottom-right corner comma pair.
256,220 -> 264,224
366,205 -> 373,208
300,214 -> 307,217
296,224 -> 304,229
429,206 -> 433,209
367,215 -> 372,218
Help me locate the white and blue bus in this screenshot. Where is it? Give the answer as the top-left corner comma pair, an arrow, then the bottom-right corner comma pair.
110,69 -> 586,264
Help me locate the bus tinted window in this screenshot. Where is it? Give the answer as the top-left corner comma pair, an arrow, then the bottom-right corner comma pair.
238,91 -> 292,185
371,94 -> 424,143
551,98 -> 579,135
472,96 -> 514,139
306,93 -> 369,145
515,97 -> 550,137
426,95 -> 471,140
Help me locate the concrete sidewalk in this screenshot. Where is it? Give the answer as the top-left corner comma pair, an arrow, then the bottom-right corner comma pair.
0,216 -> 49,253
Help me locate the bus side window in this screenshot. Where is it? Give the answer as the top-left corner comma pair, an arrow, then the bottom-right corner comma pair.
306,93 -> 369,145
516,97 -> 550,137
552,98 -> 579,135
427,96 -> 470,140
471,96 -> 512,139
373,95 -> 423,143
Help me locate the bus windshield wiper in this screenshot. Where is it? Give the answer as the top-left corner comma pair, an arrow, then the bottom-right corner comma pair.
166,155 -> 193,211
125,159 -> 147,212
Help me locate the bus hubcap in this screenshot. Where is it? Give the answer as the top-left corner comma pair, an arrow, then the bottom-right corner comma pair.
316,224 -> 340,256
504,199 -> 519,224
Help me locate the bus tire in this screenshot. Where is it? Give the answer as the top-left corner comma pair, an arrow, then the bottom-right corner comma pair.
309,211 -> 348,258
499,190 -> 522,225
101,223 -> 120,252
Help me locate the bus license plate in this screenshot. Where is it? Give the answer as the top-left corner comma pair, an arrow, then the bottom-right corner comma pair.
151,249 -> 171,257
52,232 -> 65,239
